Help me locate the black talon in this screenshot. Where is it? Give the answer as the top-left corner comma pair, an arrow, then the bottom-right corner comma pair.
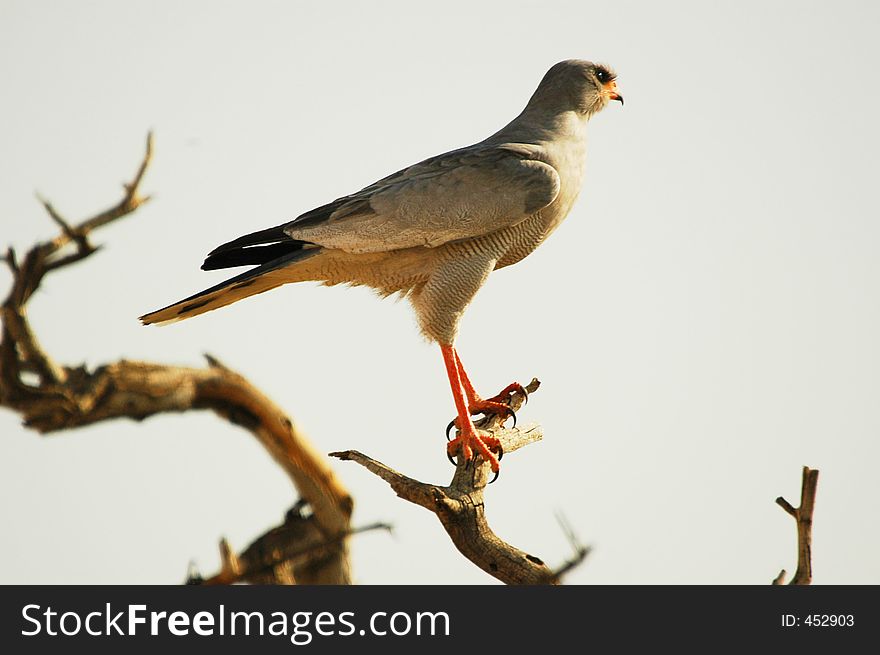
489,468 -> 500,484
445,419 -> 456,441
447,451 -> 457,466
507,408 -> 517,429
497,445 -> 504,461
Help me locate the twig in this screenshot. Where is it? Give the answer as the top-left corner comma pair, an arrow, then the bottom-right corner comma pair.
549,511 -> 592,581
35,194 -> 77,239
772,466 -> 819,585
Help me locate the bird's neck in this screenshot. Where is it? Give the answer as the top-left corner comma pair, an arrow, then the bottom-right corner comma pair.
490,108 -> 589,147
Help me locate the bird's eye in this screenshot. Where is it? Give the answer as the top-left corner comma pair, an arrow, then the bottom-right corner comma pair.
596,70 -> 608,83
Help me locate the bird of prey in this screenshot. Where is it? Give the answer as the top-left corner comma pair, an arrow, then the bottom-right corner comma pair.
141,59 -> 622,477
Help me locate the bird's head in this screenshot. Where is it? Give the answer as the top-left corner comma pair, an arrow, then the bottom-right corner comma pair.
529,59 -> 623,117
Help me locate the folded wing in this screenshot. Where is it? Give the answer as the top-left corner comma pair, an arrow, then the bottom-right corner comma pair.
283,143 -> 561,253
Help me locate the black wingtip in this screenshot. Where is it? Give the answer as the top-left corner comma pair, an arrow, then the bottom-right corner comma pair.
201,241 -> 311,271
206,223 -> 292,257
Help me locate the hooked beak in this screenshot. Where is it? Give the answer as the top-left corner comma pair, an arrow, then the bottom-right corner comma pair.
602,80 -> 624,106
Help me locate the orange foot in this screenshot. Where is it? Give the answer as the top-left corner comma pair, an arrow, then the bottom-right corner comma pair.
446,381 -> 528,441
473,382 -> 528,419
446,420 -> 503,476
453,382 -> 529,429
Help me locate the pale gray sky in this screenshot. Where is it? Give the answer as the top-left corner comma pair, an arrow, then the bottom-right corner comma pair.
2,0 -> 878,584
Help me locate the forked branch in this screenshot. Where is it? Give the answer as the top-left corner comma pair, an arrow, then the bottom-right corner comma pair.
772,466 -> 819,585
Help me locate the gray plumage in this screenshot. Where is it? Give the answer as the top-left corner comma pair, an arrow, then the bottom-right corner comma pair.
140,59 -> 622,346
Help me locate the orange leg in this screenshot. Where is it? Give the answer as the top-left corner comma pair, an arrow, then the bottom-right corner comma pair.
452,348 -> 526,421
441,344 -> 501,472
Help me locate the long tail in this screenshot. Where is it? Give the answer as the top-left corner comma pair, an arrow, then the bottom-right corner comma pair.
140,225 -> 321,325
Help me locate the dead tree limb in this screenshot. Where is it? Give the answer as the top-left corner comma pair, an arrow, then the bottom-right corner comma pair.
332,379 -> 589,585
190,502 -> 392,585
772,466 -> 819,585
1,134 -> 354,584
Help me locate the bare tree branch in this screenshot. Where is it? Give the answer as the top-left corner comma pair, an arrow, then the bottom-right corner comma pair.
1,134 -> 355,584
772,466 -> 819,585
333,378 -> 588,585
551,511 -> 592,580
189,502 -> 392,585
